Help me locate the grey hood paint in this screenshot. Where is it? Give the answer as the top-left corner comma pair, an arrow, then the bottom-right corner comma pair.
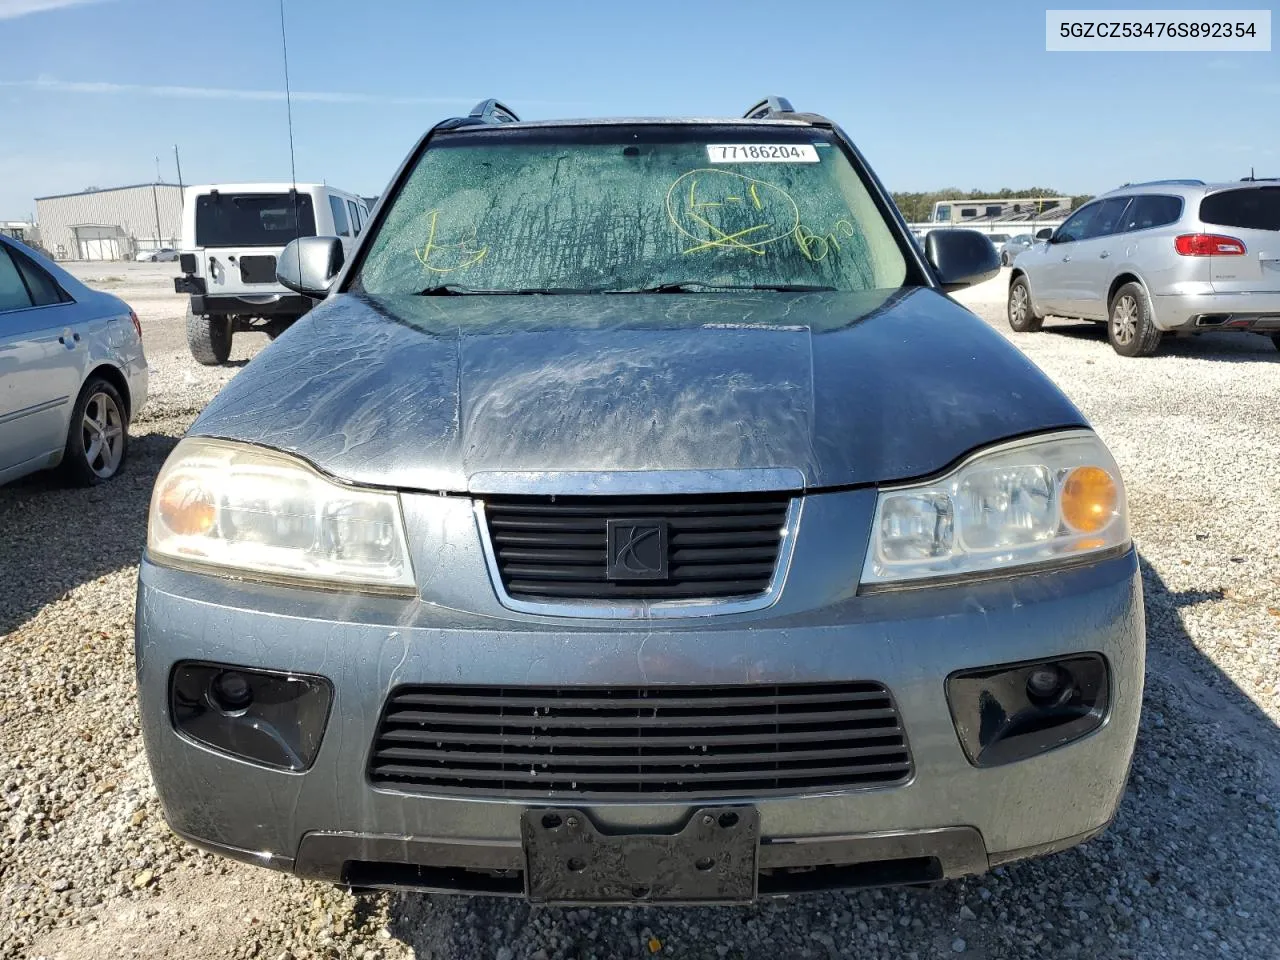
189,288 -> 1086,492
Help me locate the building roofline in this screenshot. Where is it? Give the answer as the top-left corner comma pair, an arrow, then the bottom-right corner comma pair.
35,182 -> 184,202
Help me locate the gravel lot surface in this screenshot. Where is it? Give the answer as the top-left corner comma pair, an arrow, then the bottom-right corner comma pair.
2,263 -> 1278,959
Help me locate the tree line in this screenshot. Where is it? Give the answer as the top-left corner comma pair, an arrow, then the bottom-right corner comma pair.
889,188 -> 1093,224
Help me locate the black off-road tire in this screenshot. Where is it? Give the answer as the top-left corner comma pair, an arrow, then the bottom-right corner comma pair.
186,305 -> 233,365
1107,282 -> 1162,357
1007,276 -> 1043,332
59,376 -> 129,486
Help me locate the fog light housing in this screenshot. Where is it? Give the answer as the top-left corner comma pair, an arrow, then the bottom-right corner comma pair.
170,662 -> 332,771
946,655 -> 1109,768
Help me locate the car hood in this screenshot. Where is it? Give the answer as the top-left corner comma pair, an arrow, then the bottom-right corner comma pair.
190,288 -> 1085,492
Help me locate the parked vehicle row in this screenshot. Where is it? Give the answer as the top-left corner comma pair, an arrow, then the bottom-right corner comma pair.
0,234 -> 147,485
1007,179 -> 1280,356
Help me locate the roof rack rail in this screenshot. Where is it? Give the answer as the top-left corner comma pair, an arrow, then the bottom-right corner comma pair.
1121,178 -> 1205,188
743,96 -> 795,119
468,99 -> 520,124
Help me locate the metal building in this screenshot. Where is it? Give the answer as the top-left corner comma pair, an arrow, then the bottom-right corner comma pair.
35,183 -> 183,261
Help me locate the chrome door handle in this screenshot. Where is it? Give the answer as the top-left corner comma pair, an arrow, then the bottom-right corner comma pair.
1062,255 -> 1071,262
1099,251 -> 1110,259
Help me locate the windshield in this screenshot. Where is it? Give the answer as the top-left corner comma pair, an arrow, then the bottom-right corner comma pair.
356,126 -> 909,295
194,192 -> 317,248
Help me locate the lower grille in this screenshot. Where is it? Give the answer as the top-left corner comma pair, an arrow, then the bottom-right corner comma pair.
368,683 -> 912,800
482,493 -> 791,603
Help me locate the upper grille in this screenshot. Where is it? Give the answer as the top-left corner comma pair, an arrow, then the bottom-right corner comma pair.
482,494 -> 791,602
368,682 -> 912,800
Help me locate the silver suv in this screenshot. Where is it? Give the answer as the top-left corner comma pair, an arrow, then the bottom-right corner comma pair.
1007,179 -> 1280,356
135,96 -> 1140,905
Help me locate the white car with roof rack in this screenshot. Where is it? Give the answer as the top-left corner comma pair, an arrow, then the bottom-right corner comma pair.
174,183 -> 368,364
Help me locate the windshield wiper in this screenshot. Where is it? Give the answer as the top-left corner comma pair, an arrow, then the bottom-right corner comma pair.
417,285 -> 596,296
610,282 -> 837,294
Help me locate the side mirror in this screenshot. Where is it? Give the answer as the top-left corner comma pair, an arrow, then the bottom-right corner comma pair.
924,229 -> 1000,292
276,236 -> 344,297
1035,228 -> 1054,241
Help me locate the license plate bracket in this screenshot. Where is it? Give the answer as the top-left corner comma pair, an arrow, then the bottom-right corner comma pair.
239,255 -> 277,284
522,806 -> 759,905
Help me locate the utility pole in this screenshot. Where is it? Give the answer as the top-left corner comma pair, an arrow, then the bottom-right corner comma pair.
174,145 -> 184,192
152,184 -> 163,252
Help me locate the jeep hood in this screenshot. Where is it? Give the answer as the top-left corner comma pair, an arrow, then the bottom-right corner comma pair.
190,288 -> 1085,492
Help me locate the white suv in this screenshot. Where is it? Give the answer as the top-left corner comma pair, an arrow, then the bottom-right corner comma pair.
1007,179 -> 1280,356
175,183 -> 368,364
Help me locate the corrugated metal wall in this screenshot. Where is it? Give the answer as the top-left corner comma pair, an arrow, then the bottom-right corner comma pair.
35,184 -> 183,260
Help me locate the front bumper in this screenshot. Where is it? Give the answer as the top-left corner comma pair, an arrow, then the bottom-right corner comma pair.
1152,290 -> 1280,331
135,538 -> 1144,898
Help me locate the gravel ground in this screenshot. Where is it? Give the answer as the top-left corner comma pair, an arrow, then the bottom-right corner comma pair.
2,263 -> 1278,960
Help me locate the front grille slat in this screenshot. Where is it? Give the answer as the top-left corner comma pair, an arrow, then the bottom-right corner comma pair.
387,687 -> 890,710
372,761 -> 912,785
375,744 -> 908,768
492,532 -> 603,548
671,546 -> 778,562
484,493 -> 790,604
497,548 -> 608,563
382,707 -> 901,729
378,725 -> 903,749
369,683 -> 913,800
668,530 -> 783,547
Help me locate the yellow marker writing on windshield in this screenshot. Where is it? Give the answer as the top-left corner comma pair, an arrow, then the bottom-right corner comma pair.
412,209 -> 488,273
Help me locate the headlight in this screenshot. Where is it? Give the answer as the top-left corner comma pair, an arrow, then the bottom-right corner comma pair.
147,438 -> 415,593
861,430 -> 1129,589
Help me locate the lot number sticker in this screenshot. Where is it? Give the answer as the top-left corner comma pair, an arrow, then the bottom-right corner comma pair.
706,144 -> 820,163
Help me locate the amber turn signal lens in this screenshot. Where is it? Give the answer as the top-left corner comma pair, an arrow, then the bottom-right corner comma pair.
1061,466 -> 1117,533
157,475 -> 216,536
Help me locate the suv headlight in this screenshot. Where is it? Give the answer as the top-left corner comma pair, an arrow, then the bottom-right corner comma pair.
147,438 -> 415,594
861,430 -> 1129,589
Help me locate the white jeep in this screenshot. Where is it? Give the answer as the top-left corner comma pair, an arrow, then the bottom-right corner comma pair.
175,183 -> 369,364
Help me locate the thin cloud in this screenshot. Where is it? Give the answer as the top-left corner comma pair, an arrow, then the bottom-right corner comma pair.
0,0 -> 103,19
3,77 -> 575,108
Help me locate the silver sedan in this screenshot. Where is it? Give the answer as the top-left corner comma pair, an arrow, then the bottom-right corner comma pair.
0,235 -> 148,485
998,234 -> 1035,266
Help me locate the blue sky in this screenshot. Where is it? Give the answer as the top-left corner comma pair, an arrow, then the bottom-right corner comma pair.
0,0 -> 1277,219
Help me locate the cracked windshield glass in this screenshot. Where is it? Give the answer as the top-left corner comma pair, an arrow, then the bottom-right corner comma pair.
357,127 -> 907,295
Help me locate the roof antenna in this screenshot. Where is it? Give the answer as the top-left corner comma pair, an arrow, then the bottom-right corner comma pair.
278,0 -> 300,244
